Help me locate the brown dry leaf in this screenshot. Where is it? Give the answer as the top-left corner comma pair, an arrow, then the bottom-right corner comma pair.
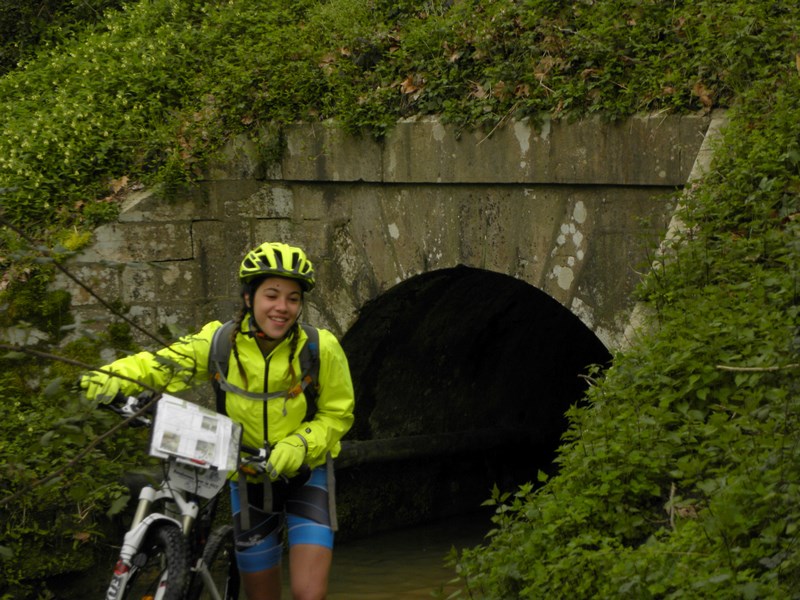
73,531 -> 92,543
492,81 -> 507,99
443,40 -> 463,63
796,52 -> 800,75
581,67 -> 601,80
781,211 -> 799,225
469,81 -> 488,100
400,75 -> 419,94
553,98 -> 564,117
692,81 -> 714,108
109,175 -> 128,194
514,83 -> 531,98
318,53 -> 336,67
534,55 -> 557,81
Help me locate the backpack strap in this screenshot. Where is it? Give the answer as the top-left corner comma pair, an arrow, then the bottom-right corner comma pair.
209,320 -> 237,415
209,320 -> 321,418
298,323 -> 320,421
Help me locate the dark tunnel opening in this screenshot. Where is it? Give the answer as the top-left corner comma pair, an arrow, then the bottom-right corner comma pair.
334,265 -> 612,540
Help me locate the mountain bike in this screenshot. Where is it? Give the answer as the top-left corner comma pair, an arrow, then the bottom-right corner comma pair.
103,392 -> 264,600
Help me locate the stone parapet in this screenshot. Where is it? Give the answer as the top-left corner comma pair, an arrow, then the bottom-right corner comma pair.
277,114 -> 708,186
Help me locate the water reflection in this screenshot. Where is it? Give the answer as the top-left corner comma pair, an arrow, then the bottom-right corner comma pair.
327,512 -> 489,599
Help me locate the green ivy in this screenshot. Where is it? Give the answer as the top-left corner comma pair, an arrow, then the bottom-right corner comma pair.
454,71 -> 800,600
2,0 -> 799,247
0,0 -> 127,76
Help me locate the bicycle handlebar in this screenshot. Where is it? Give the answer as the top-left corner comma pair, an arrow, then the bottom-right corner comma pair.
103,392 -> 154,427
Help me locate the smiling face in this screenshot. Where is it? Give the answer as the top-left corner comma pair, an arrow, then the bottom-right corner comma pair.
246,276 -> 303,341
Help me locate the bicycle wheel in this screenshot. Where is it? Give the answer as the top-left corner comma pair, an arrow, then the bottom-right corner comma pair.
186,524 -> 240,600
114,522 -> 189,600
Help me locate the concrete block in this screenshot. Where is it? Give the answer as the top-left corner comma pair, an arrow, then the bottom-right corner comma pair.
121,261 -> 202,306
228,184 -> 295,219
78,222 -> 193,262
545,115 -> 682,185
52,263 -> 121,307
119,186 -> 219,222
191,220 -> 249,302
206,134 -> 265,180
207,179 -> 262,213
282,121 -> 383,182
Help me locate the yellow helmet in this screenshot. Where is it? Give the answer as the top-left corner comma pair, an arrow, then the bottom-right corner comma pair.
239,242 -> 315,291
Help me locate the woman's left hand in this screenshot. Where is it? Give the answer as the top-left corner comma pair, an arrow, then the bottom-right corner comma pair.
265,434 -> 307,480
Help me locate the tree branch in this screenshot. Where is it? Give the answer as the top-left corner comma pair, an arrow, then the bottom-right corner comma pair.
716,363 -> 799,372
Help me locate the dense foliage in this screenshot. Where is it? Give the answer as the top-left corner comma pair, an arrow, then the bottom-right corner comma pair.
455,76 -> 800,597
1,0 -> 798,241
0,0 -> 798,597
0,0 -> 125,76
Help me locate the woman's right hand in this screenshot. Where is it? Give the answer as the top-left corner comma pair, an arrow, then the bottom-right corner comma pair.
80,371 -> 122,403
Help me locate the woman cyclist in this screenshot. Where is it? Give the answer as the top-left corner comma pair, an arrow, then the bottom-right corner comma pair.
81,241 -> 355,600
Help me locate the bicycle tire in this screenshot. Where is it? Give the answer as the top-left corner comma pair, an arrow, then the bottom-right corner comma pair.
185,524 -> 240,600
111,522 -> 189,600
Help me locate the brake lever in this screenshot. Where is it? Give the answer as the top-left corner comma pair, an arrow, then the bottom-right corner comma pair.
104,394 -> 153,427
239,445 -> 270,475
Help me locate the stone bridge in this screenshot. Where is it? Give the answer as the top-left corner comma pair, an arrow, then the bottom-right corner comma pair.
56,112 -> 724,536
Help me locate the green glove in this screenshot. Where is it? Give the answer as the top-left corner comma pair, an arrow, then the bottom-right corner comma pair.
80,371 -> 122,403
265,435 -> 308,481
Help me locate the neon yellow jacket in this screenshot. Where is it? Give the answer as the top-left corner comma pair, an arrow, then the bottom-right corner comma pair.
97,320 -> 355,470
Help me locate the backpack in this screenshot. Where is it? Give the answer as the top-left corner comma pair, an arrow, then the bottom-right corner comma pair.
208,320 -> 321,420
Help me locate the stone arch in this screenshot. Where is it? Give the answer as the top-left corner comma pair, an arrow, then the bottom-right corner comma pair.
334,265 -> 611,536
343,265 -> 610,444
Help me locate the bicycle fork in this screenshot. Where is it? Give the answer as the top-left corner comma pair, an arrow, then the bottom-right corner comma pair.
105,486 -> 199,600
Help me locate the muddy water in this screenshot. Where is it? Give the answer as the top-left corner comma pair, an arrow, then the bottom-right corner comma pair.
287,512 -> 490,599
80,512 -> 489,599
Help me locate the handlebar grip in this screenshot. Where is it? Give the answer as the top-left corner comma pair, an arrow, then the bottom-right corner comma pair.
110,392 -> 128,406
240,444 -> 265,457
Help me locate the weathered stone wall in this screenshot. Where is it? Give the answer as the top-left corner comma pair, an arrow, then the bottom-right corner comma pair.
54,113 -> 714,350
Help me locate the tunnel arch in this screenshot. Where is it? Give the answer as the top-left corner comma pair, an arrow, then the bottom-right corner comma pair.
334,265 -> 611,538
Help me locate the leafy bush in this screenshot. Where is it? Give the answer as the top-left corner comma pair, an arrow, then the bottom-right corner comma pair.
2,0 -> 799,244
454,75 -> 800,600
0,244 -> 146,595
0,350 -> 149,596
0,0 -> 126,76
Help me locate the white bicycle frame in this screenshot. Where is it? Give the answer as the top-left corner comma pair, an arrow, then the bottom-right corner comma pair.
105,394 -> 242,600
